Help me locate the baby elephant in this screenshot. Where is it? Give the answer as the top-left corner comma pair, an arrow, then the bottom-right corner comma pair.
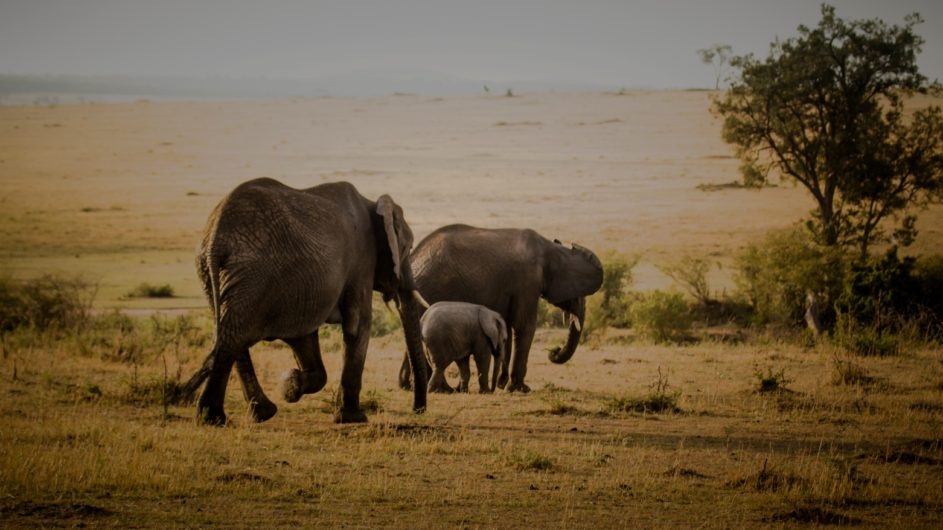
420,301 -> 508,393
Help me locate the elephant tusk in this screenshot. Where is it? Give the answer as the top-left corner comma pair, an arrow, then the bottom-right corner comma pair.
411,289 -> 431,309
568,312 -> 582,332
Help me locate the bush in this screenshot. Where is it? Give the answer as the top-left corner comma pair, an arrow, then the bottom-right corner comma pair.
735,227 -> 844,327
581,253 -> 637,342
126,283 -> 175,298
628,290 -> 693,343
606,367 -> 681,413
754,367 -> 790,393
0,274 -> 95,332
371,298 -> 402,338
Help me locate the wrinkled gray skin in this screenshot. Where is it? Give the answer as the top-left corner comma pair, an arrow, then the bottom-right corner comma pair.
399,225 -> 603,393
179,178 -> 428,425
421,301 -> 508,394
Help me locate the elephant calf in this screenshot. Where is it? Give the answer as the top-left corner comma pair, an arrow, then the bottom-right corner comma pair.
420,301 -> 508,393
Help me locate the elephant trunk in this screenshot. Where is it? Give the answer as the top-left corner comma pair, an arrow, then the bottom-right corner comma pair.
397,292 -> 428,413
548,297 -> 585,364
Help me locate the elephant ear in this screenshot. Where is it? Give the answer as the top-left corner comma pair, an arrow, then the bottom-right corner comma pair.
478,309 -> 504,352
544,243 -> 604,304
376,195 -> 410,281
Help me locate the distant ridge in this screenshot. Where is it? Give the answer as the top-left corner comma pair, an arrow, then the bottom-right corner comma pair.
0,72 -> 622,103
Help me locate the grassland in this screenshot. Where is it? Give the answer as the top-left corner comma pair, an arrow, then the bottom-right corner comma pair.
2,92 -> 942,527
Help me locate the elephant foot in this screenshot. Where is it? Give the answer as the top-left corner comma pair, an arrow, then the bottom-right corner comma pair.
280,369 -> 327,403
248,398 -> 278,423
496,373 -> 509,390
197,405 -> 227,426
334,407 -> 368,424
456,383 -> 469,393
505,381 -> 531,394
479,387 -> 494,394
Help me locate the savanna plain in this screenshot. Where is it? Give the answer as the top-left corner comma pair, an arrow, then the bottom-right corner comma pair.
2,92 -> 942,528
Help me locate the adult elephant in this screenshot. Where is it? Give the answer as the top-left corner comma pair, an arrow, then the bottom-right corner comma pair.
399,225 -> 603,393
182,178 -> 428,425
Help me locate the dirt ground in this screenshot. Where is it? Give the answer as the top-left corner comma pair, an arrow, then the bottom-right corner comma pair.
1,92 -> 942,527
6,91 -> 941,305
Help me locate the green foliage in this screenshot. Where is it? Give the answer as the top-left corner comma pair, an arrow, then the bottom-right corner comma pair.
0,274 -> 95,332
735,227 -> 844,327
536,299 -> 565,328
74,312 -> 211,364
628,290 -> 693,344
831,249 -> 943,351
659,256 -> 714,305
581,253 -> 637,342
126,283 -> 175,298
836,248 -> 916,327
370,300 -> 403,338
715,5 -> 943,256
833,314 -> 901,357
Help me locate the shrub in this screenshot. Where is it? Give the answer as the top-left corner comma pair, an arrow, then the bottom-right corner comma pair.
371,299 -> 402,337
754,367 -> 790,393
581,253 -> 638,342
830,354 -> 874,386
659,256 -> 714,306
606,367 -> 681,413
126,283 -> 175,298
833,314 -> 901,356
0,274 -> 95,332
734,227 -> 844,327
628,290 -> 693,343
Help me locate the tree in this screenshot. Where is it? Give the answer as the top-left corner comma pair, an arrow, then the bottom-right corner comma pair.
697,43 -> 732,90
714,5 -> 943,258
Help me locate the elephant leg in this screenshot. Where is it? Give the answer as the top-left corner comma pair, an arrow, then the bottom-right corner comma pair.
428,364 -> 454,394
497,334 -> 513,389
506,322 -> 535,393
399,350 -> 432,391
473,350 -> 492,394
196,343 -> 237,426
398,353 -> 412,390
335,290 -> 371,424
234,350 -> 277,423
281,332 -> 328,403
456,357 -> 471,393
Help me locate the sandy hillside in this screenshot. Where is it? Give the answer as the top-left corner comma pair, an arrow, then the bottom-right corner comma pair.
1,91 -> 941,306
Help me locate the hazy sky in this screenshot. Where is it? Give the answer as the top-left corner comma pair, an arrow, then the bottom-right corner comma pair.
2,0 -> 941,88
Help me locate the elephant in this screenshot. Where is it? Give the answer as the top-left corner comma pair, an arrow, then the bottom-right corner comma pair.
420,301 -> 508,393
178,177 -> 428,425
399,225 -> 603,393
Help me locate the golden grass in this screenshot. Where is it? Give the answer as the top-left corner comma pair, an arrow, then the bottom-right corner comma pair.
2,326 -> 942,528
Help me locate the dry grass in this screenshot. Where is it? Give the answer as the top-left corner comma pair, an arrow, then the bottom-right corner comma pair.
1,325 -> 942,528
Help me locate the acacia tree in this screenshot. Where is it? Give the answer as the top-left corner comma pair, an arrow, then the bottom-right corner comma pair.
697,43 -> 732,90
715,5 -> 943,258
